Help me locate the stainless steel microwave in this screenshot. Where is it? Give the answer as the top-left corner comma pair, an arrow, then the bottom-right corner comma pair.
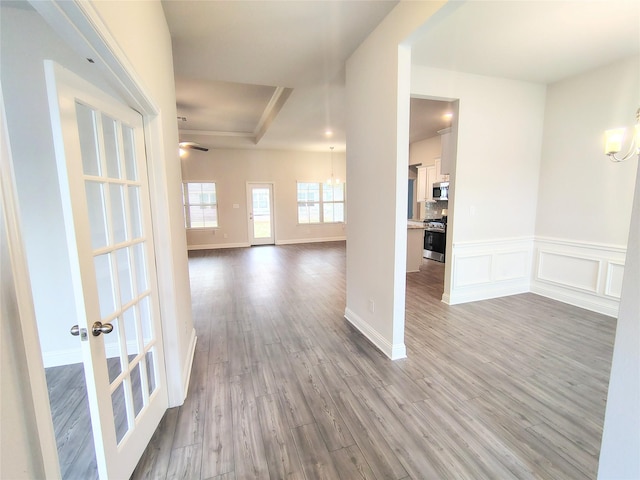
433,182 -> 449,200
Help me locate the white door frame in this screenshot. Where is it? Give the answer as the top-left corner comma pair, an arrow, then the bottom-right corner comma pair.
246,182 -> 276,245
4,1 -> 191,476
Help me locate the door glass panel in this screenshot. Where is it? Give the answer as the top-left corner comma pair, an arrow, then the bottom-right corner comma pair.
146,350 -> 156,396
128,186 -> 142,239
75,102 -> 101,176
133,243 -> 148,294
122,307 -> 139,358
116,248 -> 134,307
111,381 -> 129,444
109,184 -> 127,244
94,254 -> 116,319
102,114 -> 121,179
252,188 -> 271,238
105,317 -> 122,384
122,125 -> 137,181
139,296 -> 153,347
131,362 -> 144,418
85,181 -> 108,250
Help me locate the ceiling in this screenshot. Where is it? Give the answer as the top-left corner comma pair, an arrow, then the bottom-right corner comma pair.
162,0 -> 640,153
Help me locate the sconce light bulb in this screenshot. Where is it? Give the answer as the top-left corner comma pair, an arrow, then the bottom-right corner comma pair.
604,128 -> 625,155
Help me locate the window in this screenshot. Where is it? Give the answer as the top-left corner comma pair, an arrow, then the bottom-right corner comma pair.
297,182 -> 345,224
183,182 -> 218,228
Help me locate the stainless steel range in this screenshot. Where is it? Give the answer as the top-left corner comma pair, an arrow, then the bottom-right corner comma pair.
423,219 -> 446,262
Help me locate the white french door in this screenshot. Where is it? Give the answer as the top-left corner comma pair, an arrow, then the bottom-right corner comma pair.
45,61 -> 167,479
247,183 -> 275,245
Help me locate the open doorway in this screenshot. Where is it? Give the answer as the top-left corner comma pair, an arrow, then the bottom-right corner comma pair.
407,97 -> 459,301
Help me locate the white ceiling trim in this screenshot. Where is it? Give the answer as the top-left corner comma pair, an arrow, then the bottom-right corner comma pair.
254,86 -> 293,144
179,129 -> 254,138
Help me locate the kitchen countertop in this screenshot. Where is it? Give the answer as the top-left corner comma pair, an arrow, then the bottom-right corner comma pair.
407,220 -> 426,229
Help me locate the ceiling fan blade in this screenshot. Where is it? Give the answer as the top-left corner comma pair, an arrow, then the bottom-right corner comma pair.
179,141 -> 209,152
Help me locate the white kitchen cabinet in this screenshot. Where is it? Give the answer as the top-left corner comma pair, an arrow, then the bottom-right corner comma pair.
434,159 -> 446,183
439,128 -> 453,175
426,165 -> 437,200
416,166 -> 427,201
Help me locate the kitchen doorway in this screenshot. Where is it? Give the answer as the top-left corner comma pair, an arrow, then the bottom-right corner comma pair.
408,96 -> 459,302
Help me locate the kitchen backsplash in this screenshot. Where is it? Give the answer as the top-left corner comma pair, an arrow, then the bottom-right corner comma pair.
424,200 -> 448,220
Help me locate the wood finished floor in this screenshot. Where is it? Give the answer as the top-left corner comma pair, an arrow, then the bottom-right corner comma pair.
131,241 -> 616,480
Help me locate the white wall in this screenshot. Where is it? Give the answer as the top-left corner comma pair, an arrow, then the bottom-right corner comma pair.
536,56 -> 638,245
411,66 -> 546,304
598,154 -> 640,479
345,1 -> 446,360
181,148 -> 346,248
531,56 -> 639,316
409,135 -> 441,166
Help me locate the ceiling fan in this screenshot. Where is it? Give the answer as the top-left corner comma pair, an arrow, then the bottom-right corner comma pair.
179,141 -> 209,152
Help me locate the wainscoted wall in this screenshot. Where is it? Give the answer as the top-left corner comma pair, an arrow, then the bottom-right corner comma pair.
444,237 -> 533,305
531,237 -> 626,317
444,236 -> 626,318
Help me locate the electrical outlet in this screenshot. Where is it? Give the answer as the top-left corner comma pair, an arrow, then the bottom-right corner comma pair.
368,299 -> 375,313
223,233 -> 228,238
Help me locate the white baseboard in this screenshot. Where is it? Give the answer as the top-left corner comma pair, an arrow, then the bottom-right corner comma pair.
447,281 -> 530,305
187,237 -> 346,250
344,307 -> 406,360
531,283 -> 620,318
276,236 -> 346,245
179,329 -> 198,405
187,242 -> 250,251
42,348 -> 82,368
42,339 -> 145,368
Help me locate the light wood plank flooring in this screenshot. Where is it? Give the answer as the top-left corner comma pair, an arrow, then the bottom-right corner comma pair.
132,241 -> 615,480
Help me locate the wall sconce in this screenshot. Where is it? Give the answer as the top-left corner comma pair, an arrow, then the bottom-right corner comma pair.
604,108 -> 640,162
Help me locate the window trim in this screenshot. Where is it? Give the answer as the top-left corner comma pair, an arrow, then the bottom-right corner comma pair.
182,181 -> 219,229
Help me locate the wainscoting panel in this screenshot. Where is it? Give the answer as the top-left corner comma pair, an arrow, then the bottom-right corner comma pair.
446,237 -> 533,305
537,251 -> 601,293
531,237 -> 626,317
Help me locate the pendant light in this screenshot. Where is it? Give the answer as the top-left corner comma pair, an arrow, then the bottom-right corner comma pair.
327,146 -> 340,186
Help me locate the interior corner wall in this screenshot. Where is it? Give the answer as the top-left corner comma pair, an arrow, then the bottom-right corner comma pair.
531,56 -> 639,317
180,148 -> 347,249
345,1 -> 445,360
88,1 -> 195,405
411,66 -> 546,304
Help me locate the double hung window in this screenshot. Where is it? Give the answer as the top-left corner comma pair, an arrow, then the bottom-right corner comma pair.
297,182 -> 344,224
183,182 -> 218,228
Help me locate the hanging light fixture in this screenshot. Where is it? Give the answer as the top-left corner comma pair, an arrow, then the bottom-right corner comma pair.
604,108 -> 640,162
326,146 -> 340,186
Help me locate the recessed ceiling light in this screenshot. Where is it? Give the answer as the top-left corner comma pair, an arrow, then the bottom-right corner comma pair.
325,129 -> 333,137
443,112 -> 453,120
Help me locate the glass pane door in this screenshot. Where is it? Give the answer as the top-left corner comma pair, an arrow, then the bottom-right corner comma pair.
247,183 -> 274,245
